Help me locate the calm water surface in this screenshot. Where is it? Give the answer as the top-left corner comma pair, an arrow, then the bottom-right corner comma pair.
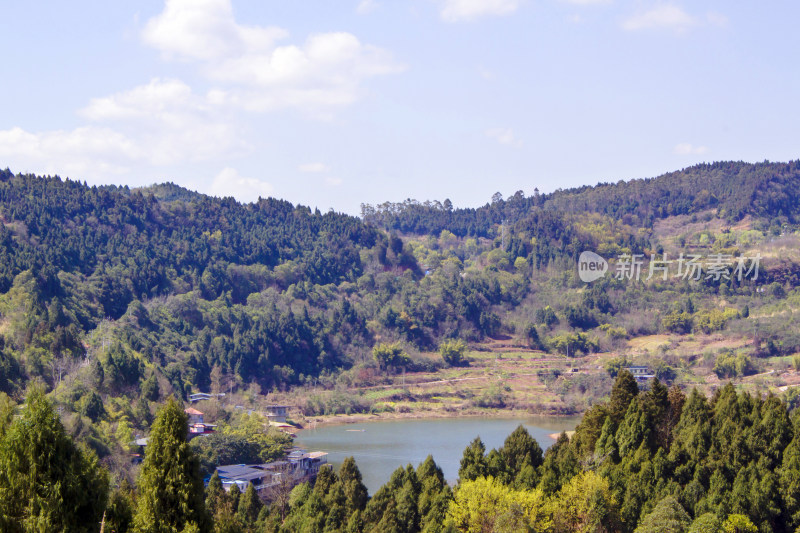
295,415 -> 581,494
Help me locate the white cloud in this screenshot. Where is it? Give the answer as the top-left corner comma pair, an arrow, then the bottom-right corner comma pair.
356,0 -> 378,14
486,127 -> 522,147
142,0 -> 288,63
0,1 -> 403,189
78,78 -> 244,166
673,143 -> 708,155
0,126 -> 141,178
143,0 -> 403,114
208,167 -> 273,201
298,162 -> 330,173
325,176 -> 343,186
622,4 -> 696,33
439,0 -> 521,22
0,78 -> 246,183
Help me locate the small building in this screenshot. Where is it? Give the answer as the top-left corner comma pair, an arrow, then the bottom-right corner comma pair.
627,366 -> 655,385
184,408 -> 216,439
189,392 -> 225,403
215,464 -> 282,494
185,408 -> 204,424
265,405 -> 290,424
212,450 -> 328,497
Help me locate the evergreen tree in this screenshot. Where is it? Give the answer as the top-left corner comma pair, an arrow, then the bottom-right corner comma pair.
499,425 -> 544,488
340,456 -> 368,514
106,480 -> 136,533
205,471 -> 227,518
457,437 -> 487,483
608,370 -> 640,424
0,388 -> 109,533
539,432 -> 580,495
237,483 -> 262,524
133,398 -> 211,533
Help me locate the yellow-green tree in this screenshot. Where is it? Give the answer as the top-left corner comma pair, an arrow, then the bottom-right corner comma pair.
548,471 -> 621,533
446,476 -> 549,532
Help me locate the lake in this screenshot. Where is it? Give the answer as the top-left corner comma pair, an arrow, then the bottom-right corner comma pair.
294,415 -> 581,494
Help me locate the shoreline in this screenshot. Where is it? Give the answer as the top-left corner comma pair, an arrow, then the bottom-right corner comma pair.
292,407 -> 582,433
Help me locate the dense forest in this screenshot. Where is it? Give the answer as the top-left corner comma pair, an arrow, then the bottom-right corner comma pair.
2,162 -> 800,530
2,372 -> 799,532
361,160 -> 800,236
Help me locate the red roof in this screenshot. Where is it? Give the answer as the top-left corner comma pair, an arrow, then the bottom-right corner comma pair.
184,408 -> 204,415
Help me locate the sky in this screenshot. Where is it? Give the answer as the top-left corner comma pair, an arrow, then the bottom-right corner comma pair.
1,0 -> 799,215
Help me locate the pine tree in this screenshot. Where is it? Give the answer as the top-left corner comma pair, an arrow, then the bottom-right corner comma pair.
106,480 -> 136,533
205,471 -> 227,518
457,437 -> 487,483
539,432 -> 580,495
340,456 -> 368,514
780,418 -> 800,529
500,425 -> 544,482
132,398 -> 211,533
0,388 -> 109,533
609,370 -> 640,424
237,483 -> 262,524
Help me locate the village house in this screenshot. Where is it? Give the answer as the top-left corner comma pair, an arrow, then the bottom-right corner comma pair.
184,407 -> 217,439
627,366 -> 655,385
212,449 -> 329,497
264,405 -> 290,424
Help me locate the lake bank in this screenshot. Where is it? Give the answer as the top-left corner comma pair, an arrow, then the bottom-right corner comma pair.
294,415 -> 581,494
292,407 -> 582,432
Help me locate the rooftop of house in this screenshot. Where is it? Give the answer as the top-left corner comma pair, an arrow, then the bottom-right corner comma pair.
305,451 -> 328,460
184,408 -> 204,415
217,464 -> 272,482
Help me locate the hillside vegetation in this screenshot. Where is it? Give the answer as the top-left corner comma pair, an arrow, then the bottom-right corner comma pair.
1,162 -> 800,477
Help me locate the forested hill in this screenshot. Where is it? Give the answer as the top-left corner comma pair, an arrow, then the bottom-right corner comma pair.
0,169 -> 377,306
361,160 -> 800,237
2,161 -> 800,458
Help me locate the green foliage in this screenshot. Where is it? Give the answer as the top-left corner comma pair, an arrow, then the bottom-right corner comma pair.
692,308 -> 739,334
340,456 -> 369,514
662,311 -> 693,334
688,513 -> 722,533
499,425 -> 544,489
237,483 -> 262,524
722,514 -> 758,533
439,339 -> 468,367
445,476 -> 549,532
458,437 -> 487,483
604,356 -> 629,378
523,322 -> 542,349
133,398 -> 210,533
535,306 -> 559,328
548,471 -> 621,533
373,342 -> 412,370
105,480 -> 136,533
634,496 -> 691,533
713,350 -> 754,379
0,388 -> 109,532
191,413 -> 291,476
548,332 -> 598,356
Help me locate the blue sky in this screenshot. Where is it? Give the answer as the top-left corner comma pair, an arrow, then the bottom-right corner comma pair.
1,1 -> 798,215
